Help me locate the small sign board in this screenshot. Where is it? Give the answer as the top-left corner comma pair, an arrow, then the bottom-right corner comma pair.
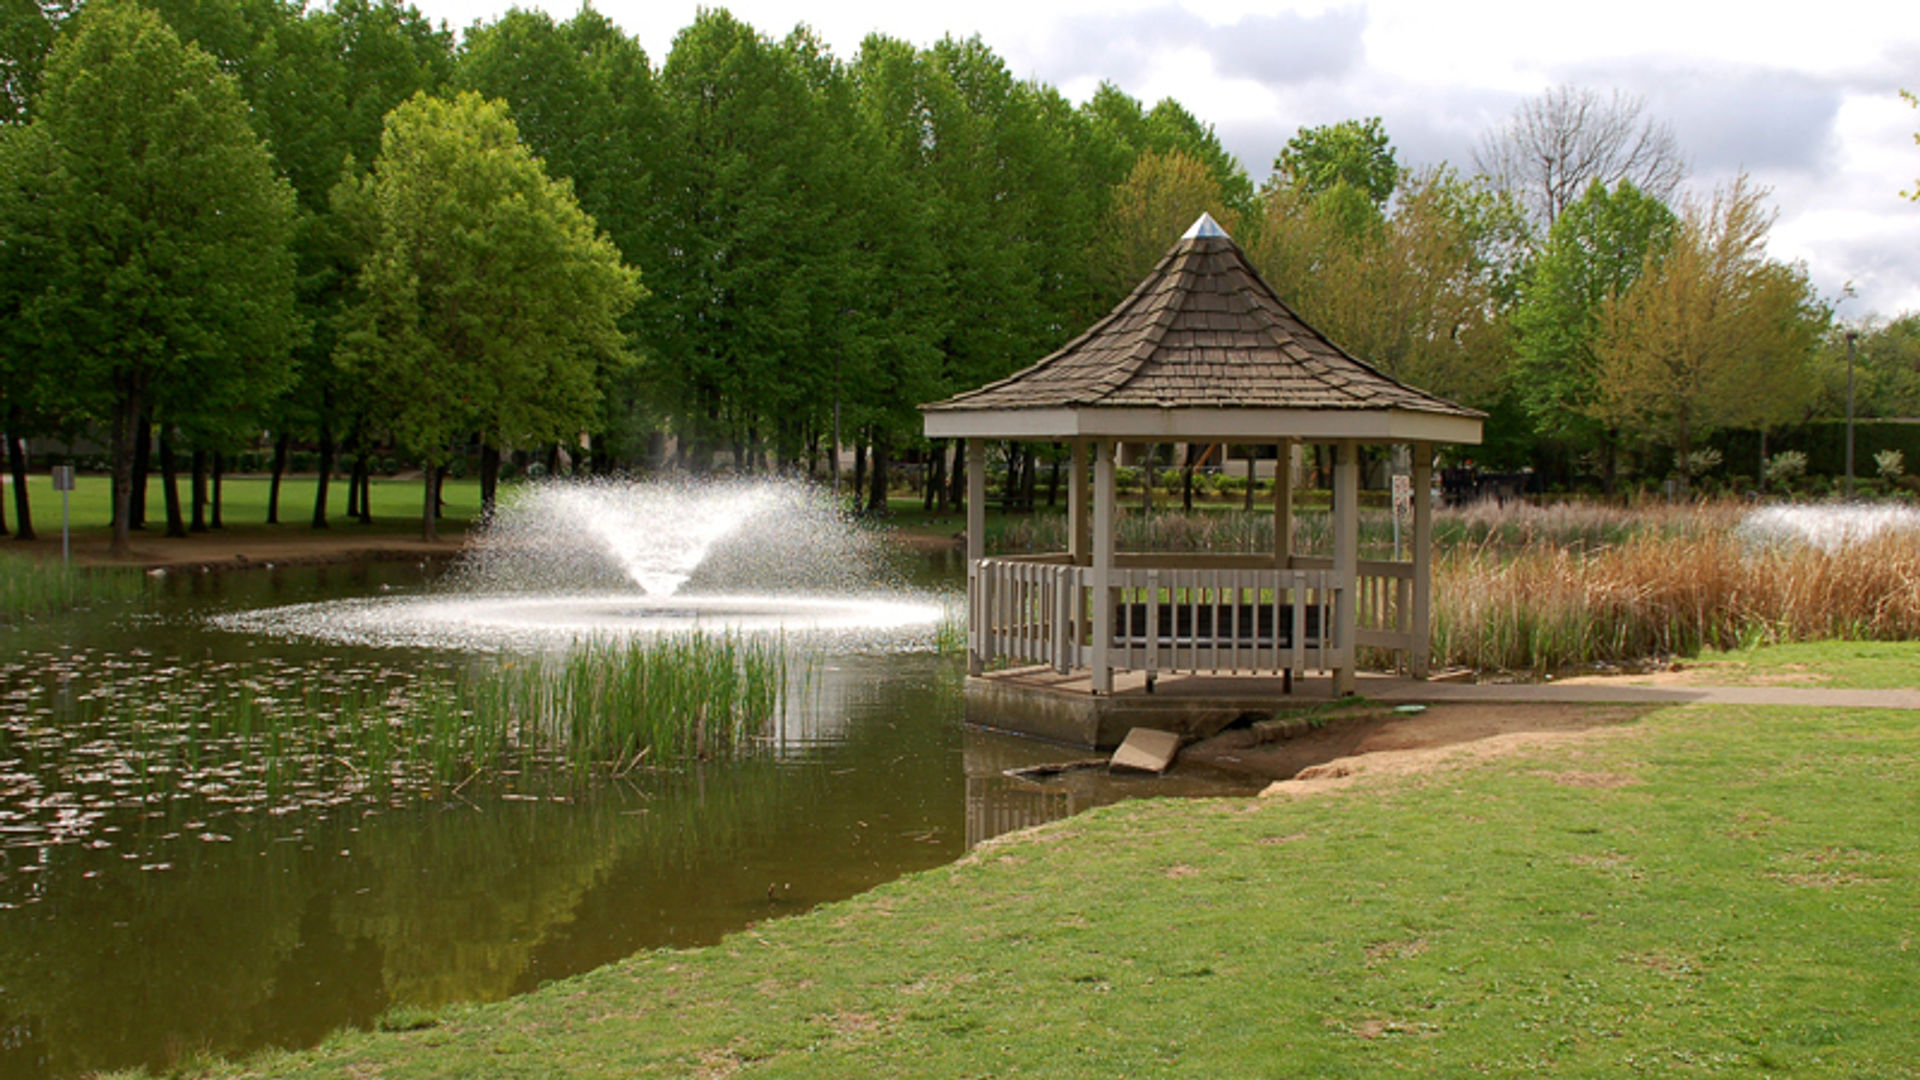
1391,473 -> 1412,516
51,465 -> 75,492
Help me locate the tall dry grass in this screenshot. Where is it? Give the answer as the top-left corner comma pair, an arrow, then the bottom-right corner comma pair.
1434,528 -> 1920,673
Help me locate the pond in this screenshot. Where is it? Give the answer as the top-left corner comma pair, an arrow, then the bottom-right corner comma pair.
0,544 -> 1120,1080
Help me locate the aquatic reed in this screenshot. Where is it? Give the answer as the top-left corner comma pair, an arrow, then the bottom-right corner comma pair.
0,553 -> 146,617
1433,526 -> 1920,673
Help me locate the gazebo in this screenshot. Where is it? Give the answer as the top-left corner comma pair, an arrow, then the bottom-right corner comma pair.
921,214 -> 1483,744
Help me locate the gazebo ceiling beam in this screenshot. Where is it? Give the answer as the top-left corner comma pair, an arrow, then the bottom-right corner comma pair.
923,407 -> 1483,445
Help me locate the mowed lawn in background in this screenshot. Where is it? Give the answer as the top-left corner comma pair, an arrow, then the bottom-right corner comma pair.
185,652 -> 1919,1078
1,474 -> 484,537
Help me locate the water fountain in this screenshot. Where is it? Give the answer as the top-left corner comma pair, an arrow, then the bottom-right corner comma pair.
1735,502 -> 1920,552
215,478 -> 945,649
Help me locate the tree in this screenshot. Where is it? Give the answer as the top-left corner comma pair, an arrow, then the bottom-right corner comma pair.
1510,179 -> 1679,490
1100,148 -> 1230,292
3,0 -> 298,555
1590,176 -> 1826,495
1475,85 -> 1685,226
1247,162 -> 1528,408
1274,116 -> 1398,212
333,91 -> 640,541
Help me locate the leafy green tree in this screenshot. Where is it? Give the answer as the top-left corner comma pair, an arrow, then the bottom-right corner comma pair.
1248,164 -> 1527,408
1510,179 -> 1678,490
1274,117 -> 1398,209
1081,82 -> 1252,215
456,5 -> 660,491
1591,176 -> 1826,495
0,0 -> 67,121
333,91 -> 640,540
1812,314 -> 1920,420
1101,147 -> 1231,289
2,0 -> 298,554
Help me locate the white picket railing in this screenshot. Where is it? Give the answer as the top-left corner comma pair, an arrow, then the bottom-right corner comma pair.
970,554 -> 1414,678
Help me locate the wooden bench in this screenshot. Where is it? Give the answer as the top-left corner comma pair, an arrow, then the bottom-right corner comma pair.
1112,601 -> 1325,691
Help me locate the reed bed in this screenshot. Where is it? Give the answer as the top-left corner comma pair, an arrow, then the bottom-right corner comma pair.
0,553 -> 146,617
1433,528 -> 1920,673
989,498 -> 1920,673
18,632 -> 795,823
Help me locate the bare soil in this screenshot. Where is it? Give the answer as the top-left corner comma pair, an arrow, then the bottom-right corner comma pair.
1169,702 -> 1651,797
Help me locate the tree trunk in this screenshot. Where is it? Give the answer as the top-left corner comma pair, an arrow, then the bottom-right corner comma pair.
1182,443 -> 1196,512
1047,444 -> 1062,508
312,421 -> 334,529
267,430 -> 290,524
211,452 -> 223,529
7,418 -> 33,541
852,435 -> 868,505
434,464 -> 447,520
110,390 -> 143,557
358,463 -> 372,525
926,439 -> 946,513
867,429 -> 889,515
189,448 -> 208,532
344,448 -> 361,520
420,461 -> 438,542
1674,413 -> 1692,500
129,413 -> 151,531
1021,444 -> 1037,511
947,439 -> 964,511
159,428 -> 186,538
480,443 -> 500,517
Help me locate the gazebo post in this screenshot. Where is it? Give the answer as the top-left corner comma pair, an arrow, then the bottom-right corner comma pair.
1069,439 -> 1090,566
1411,440 -> 1434,679
966,437 -> 986,676
1332,439 -> 1359,696
1091,439 -> 1116,694
1272,438 -> 1294,568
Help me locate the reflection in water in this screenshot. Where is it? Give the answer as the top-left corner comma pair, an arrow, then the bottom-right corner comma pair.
0,562 -> 1085,1080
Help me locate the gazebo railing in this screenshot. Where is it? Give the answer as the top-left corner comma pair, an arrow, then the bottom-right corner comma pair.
971,554 -> 1414,678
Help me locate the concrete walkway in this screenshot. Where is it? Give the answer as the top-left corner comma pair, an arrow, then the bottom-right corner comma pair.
1362,678 -> 1920,711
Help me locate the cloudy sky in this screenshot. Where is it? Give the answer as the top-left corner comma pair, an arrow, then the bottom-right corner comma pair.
414,0 -> 1920,320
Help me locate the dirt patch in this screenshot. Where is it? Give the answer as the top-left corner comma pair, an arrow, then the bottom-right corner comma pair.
1228,703 -> 1649,800
10,526 -> 471,571
1555,665 -> 1824,688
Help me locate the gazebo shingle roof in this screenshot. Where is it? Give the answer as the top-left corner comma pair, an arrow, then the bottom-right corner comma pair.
923,215 -> 1481,420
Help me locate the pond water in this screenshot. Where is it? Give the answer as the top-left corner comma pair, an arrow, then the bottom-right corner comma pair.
0,554 -> 1123,1080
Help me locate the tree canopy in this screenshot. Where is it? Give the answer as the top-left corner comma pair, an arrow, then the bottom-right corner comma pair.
333,90 -> 639,538
2,0 -> 297,553
1591,177 -> 1825,493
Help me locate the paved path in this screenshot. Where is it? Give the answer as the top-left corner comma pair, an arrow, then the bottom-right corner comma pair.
1364,680 -> 1920,711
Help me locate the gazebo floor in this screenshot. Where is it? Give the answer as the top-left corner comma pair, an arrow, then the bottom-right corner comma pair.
966,665 -> 1437,749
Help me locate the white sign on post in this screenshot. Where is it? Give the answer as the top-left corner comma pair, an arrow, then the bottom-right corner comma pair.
1390,473 -> 1412,560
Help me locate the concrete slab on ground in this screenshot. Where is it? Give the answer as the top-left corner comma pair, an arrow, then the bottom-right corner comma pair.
1110,727 -> 1182,774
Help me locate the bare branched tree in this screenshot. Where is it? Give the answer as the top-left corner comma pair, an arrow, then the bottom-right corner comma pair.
1474,86 -> 1686,226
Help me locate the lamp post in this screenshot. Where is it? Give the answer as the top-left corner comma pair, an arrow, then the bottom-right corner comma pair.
1845,330 -> 1858,499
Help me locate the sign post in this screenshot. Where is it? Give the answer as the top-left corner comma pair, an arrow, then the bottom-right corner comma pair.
51,465 -> 74,565
1390,473 -> 1412,561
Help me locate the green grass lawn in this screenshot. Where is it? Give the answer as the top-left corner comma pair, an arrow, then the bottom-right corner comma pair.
1672,640 -> 1920,689
4,473 -> 484,536
175,679 -> 1920,1077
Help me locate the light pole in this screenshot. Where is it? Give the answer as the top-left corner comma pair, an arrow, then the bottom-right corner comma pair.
1845,330 -> 1858,499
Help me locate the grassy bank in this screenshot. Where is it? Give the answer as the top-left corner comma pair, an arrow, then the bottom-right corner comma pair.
2,473 -> 485,533
175,658 -> 1919,1077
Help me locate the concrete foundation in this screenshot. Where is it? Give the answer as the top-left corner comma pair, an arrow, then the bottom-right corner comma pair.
964,666 -> 1353,750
